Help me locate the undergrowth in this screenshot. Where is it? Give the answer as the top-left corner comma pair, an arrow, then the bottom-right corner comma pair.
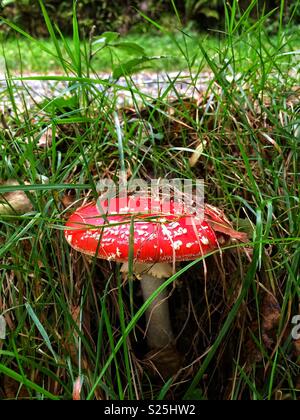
0,0 -> 299,400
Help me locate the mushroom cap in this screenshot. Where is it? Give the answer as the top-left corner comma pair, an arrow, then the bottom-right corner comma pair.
64,196 -> 218,263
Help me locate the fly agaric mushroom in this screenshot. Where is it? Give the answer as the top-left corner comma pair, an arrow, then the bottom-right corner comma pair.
64,196 -> 247,367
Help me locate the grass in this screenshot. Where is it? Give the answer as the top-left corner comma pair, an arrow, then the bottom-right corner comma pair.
0,0 -> 300,400
1,27 -> 300,75
0,32 -> 220,73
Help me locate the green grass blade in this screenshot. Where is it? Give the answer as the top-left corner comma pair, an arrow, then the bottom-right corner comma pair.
0,363 -> 60,400
25,303 -> 59,363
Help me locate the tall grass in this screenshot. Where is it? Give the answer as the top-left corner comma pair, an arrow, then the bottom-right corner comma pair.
0,0 -> 299,400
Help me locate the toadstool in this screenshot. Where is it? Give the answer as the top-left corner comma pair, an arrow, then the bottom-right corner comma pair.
64,195 -> 246,372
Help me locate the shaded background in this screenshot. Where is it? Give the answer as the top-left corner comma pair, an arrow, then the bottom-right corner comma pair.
1,0 -> 299,36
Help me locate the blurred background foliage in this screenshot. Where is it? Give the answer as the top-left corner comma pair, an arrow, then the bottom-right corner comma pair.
0,0 -> 299,36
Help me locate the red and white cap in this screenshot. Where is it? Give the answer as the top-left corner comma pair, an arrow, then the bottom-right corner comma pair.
64,196 -> 219,263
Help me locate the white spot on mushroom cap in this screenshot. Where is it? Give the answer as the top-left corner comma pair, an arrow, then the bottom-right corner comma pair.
173,227 -> 188,237
165,232 -> 172,238
67,234 -> 73,243
169,222 -> 180,229
152,233 -> 158,239
172,240 -> 183,250
81,232 -> 93,240
92,232 -> 101,241
106,228 -> 120,236
101,237 -> 113,243
200,237 -> 209,245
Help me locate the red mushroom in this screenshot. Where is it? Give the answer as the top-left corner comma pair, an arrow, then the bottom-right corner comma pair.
64,196 -> 245,366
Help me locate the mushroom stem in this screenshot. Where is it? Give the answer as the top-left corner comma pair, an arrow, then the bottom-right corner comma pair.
140,274 -> 174,349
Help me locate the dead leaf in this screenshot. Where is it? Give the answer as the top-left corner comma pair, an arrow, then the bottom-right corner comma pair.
3,376 -> 29,399
61,189 -> 77,209
37,127 -> 53,148
143,345 -> 183,380
0,315 -> 6,340
189,140 -> 207,167
204,204 -> 249,243
0,180 -> 33,215
245,322 -> 264,364
295,338 -> 300,364
261,293 -> 281,349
